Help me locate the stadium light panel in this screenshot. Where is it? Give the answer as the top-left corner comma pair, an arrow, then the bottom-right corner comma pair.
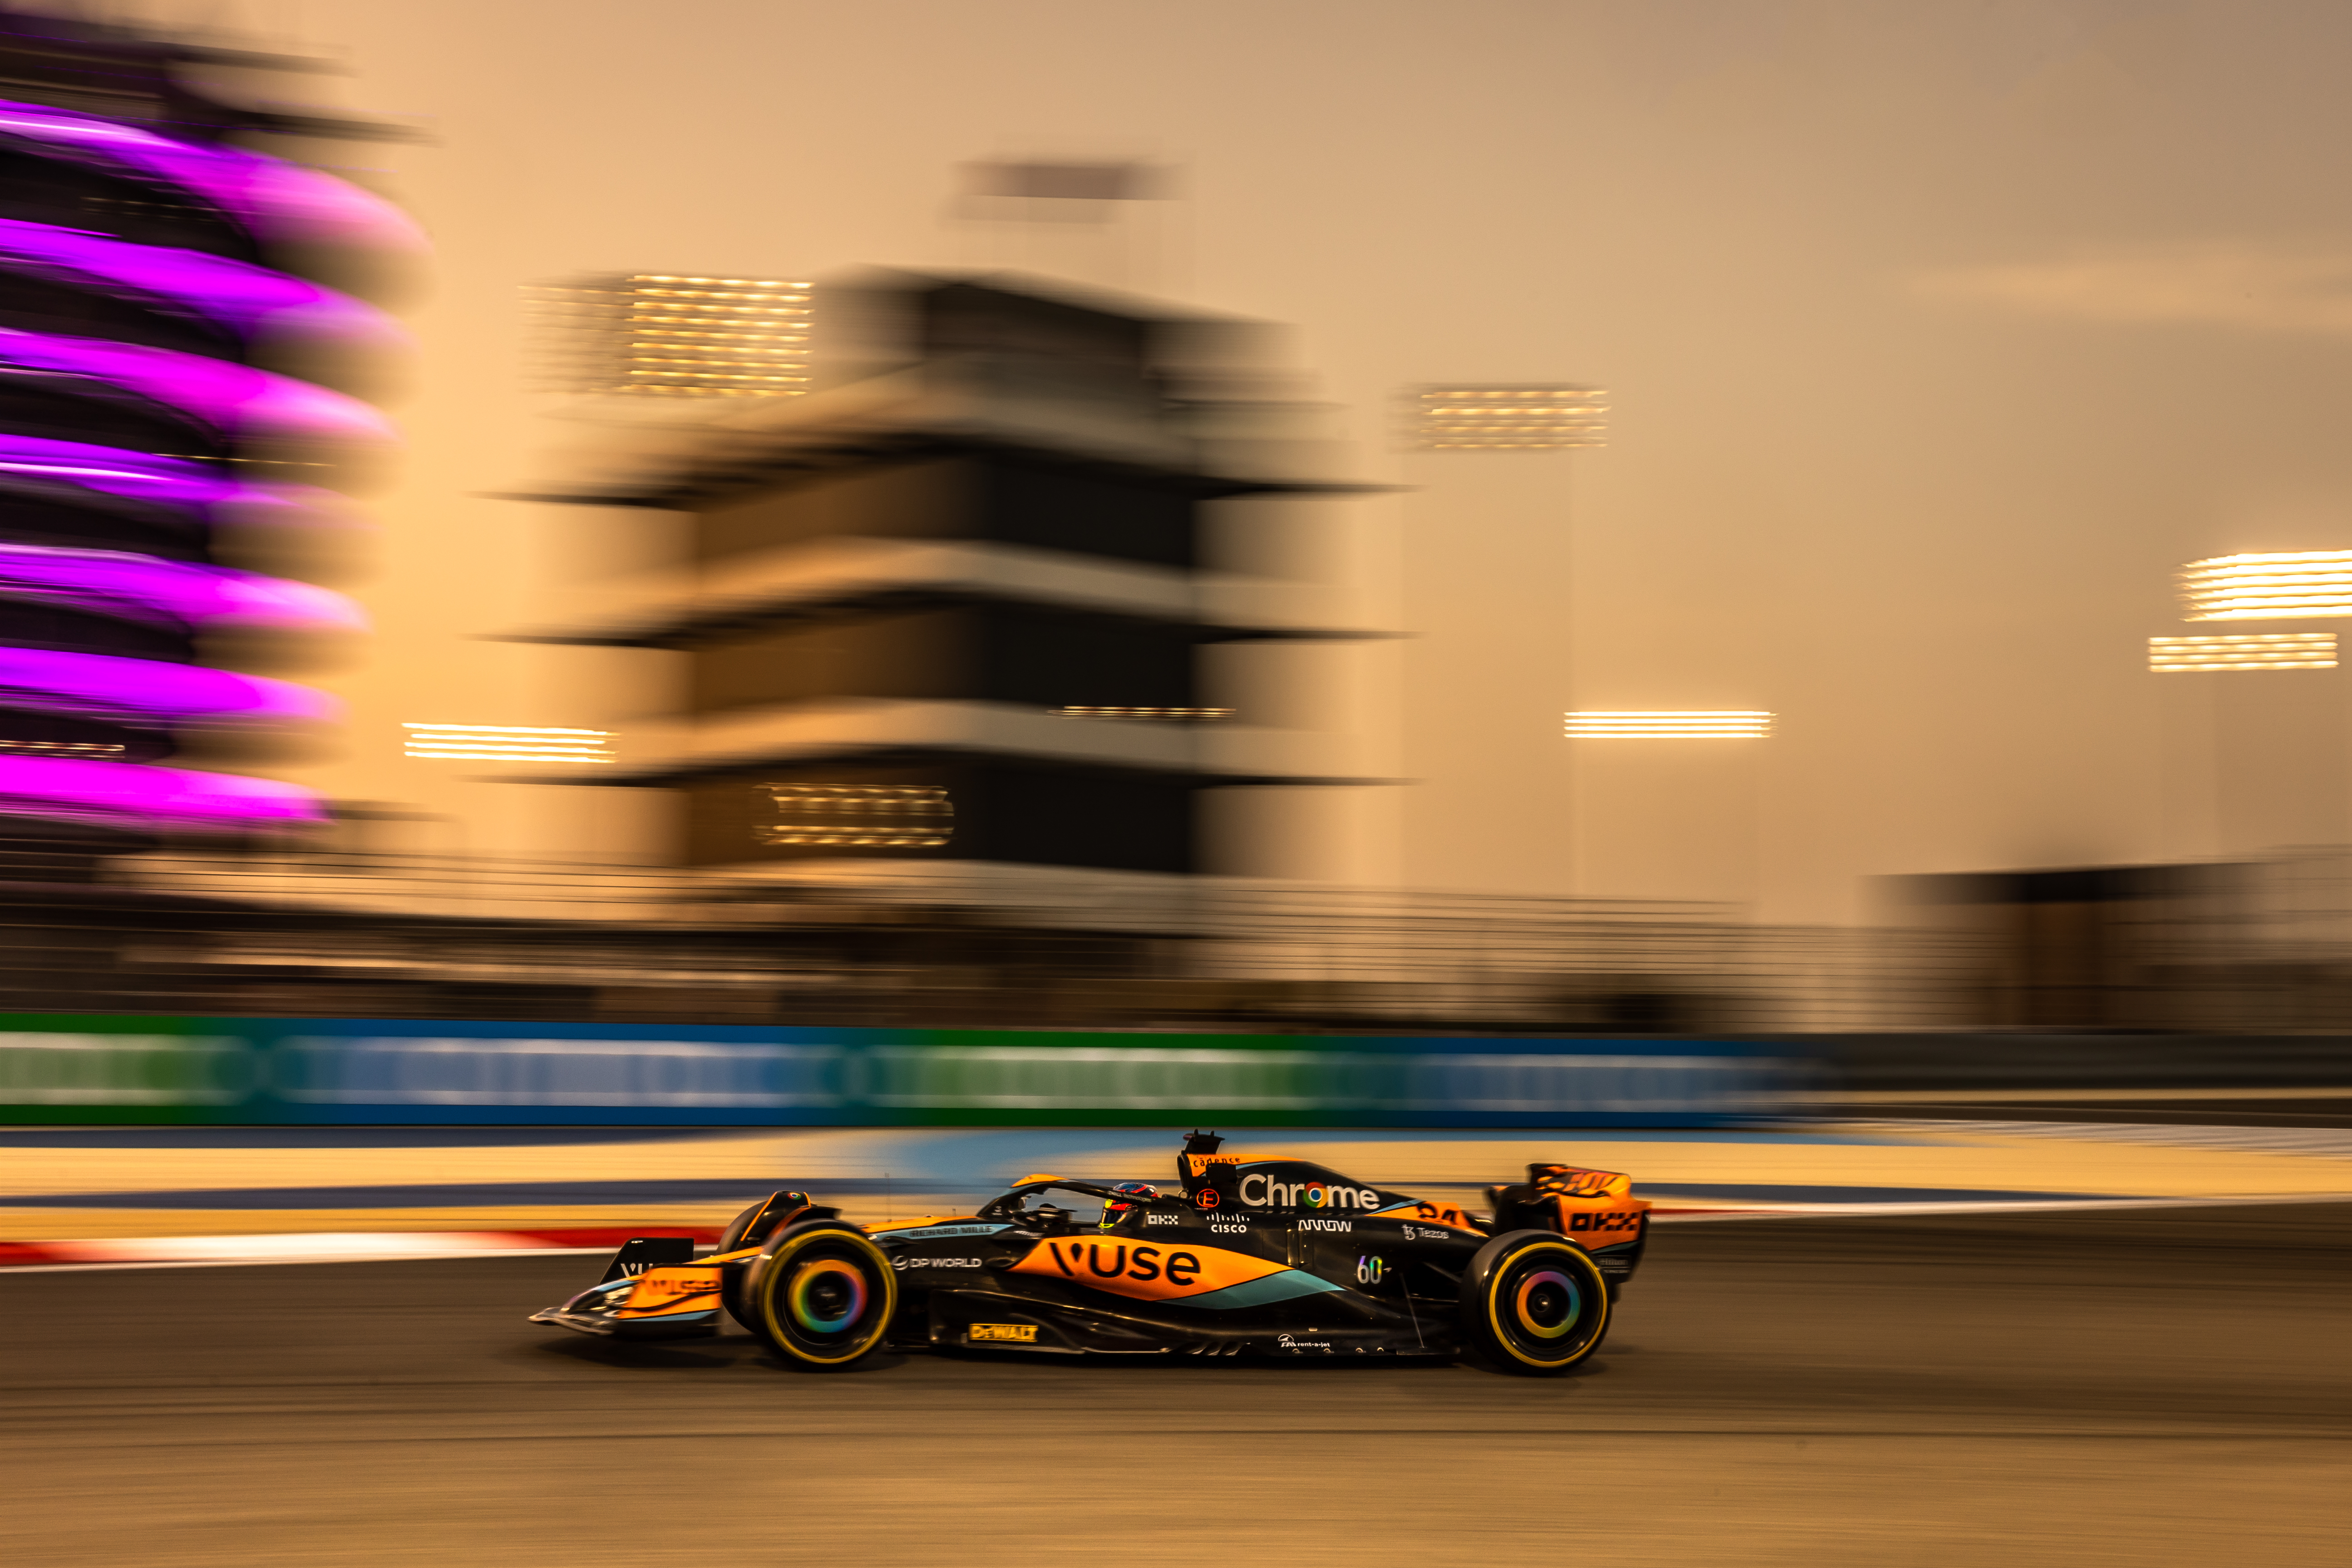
1410,385 -> 1607,450
524,274 -> 815,399
756,783 -> 954,848
2148,633 -> 2337,672
1565,711 -> 1773,739
402,723 -> 614,763
2179,552 -> 2352,621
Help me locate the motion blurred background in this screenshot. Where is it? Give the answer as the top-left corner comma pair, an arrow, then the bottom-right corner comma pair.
5,3 -> 2352,1035
0,5 -> 2349,1566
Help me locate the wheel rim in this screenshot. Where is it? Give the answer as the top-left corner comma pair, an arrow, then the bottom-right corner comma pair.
1487,1243 -> 1605,1367
1511,1268 -> 1583,1340
758,1231 -> 894,1364
789,1258 -> 868,1334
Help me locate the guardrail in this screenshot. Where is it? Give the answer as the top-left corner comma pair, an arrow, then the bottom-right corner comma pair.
0,1016 -> 1800,1126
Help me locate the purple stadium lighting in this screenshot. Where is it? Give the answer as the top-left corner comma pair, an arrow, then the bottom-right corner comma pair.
0,217 -> 405,352
0,543 -> 363,632
0,434 -> 361,532
0,645 -> 335,726
0,754 -> 324,830
0,327 -> 392,449
0,97 -> 428,260
0,75 -> 407,837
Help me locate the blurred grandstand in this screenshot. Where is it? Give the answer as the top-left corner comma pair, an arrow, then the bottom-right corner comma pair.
0,832 -> 2332,1034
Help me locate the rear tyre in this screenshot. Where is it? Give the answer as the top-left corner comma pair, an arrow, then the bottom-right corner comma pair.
746,1222 -> 897,1371
1459,1232 -> 1610,1376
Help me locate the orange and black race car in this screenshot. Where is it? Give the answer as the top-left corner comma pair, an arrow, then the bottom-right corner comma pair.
529,1131 -> 1649,1376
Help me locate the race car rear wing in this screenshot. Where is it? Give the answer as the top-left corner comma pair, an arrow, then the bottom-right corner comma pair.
1487,1164 -> 1652,1256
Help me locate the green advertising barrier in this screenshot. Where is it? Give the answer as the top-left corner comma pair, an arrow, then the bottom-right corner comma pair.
0,1015 -> 260,1119
0,1016 -> 1805,1126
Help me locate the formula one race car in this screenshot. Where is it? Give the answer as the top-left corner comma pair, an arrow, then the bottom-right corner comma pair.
530,1131 -> 1650,1376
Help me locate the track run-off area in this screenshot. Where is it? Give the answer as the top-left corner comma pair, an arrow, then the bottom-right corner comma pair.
3,1202 -> 2347,1568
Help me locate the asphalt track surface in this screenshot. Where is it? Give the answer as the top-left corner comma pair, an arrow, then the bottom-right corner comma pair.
5,1206 -> 2348,1568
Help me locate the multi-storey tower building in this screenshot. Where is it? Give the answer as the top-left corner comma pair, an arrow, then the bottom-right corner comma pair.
0,9 -> 411,846
519,272 -> 1360,899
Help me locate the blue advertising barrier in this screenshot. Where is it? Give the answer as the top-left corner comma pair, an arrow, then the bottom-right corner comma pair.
0,1015 -> 1806,1126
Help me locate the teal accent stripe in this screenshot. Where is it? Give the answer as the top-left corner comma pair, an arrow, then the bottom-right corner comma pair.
1178,1269 -> 1346,1311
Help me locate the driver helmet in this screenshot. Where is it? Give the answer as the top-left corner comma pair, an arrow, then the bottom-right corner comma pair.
1100,1181 -> 1159,1230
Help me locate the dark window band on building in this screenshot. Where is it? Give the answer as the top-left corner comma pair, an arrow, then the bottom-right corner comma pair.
518,271 -> 1376,884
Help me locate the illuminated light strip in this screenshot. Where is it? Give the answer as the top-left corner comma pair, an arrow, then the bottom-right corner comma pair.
0,434 -> 296,521
0,96 -> 429,256
0,326 -> 393,450
631,274 -> 814,284
2149,633 -> 2338,672
0,754 -> 323,829
0,646 -> 330,725
759,833 -> 951,846
626,308 -> 810,318
528,274 -> 816,399
627,335 -> 806,346
625,367 -> 809,380
2179,551 -> 2352,620
756,784 -> 953,848
401,723 -> 614,763
407,754 -> 615,764
0,543 -> 363,633
1565,710 -> 1774,739
0,218 -> 400,354
1052,705 -> 1234,720
1411,385 -> 1608,450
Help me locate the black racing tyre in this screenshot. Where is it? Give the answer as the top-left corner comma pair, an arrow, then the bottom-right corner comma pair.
1458,1231 -> 1611,1376
745,1221 -> 897,1370
718,1192 -> 810,1255
717,1193 -> 810,1330
717,1201 -> 768,1256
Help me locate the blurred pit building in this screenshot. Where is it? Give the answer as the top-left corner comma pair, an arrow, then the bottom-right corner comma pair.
514,272 -> 1366,910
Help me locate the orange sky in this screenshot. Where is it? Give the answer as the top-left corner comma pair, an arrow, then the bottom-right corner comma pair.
221,0 -> 2352,923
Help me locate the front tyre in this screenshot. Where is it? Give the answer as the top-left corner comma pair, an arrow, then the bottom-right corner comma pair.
1460,1232 -> 1610,1376
717,1193 -> 811,1330
747,1222 -> 897,1370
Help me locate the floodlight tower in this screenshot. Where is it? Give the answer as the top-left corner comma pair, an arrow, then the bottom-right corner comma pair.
2152,551 -> 2352,857
1400,383 -> 1606,896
